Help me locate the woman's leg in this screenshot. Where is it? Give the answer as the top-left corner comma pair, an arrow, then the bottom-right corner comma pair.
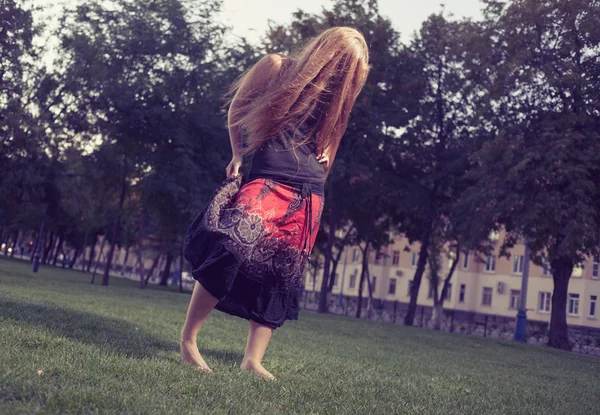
240,320 -> 276,380
180,281 -> 219,372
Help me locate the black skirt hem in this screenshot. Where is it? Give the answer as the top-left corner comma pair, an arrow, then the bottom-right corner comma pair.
191,242 -> 301,330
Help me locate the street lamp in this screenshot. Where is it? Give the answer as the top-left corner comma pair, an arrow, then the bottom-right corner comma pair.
514,238 -> 531,342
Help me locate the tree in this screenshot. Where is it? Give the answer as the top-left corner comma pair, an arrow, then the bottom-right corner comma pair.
426,231 -> 461,331
387,13 -> 492,326
265,0 -> 416,313
0,0 -> 46,254
49,0 -> 240,285
463,0 -> 600,350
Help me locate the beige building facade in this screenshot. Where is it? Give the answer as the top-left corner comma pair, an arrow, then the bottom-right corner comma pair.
304,235 -> 600,329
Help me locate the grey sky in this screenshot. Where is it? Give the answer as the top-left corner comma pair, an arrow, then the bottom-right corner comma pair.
221,0 -> 484,43
34,0 -> 484,44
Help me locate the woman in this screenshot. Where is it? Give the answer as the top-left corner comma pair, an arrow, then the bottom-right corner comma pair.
181,27 -> 370,380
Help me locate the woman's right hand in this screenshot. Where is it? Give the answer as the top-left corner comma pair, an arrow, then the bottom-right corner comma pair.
226,155 -> 243,178
317,153 -> 330,169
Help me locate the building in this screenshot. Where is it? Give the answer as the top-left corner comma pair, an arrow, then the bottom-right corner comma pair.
304,234 -> 600,329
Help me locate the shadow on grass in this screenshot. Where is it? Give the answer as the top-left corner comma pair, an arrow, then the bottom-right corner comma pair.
0,298 -> 244,364
0,297 -> 178,358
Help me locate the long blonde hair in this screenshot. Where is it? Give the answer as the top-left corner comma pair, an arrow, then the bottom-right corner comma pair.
227,27 -> 370,168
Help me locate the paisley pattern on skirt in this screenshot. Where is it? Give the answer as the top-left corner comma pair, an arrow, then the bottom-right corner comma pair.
183,175 -> 323,329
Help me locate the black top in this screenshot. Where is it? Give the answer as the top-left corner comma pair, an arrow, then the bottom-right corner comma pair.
248,128 -> 325,196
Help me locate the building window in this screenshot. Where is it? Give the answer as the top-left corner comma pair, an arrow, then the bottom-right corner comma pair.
392,250 -> 400,266
407,280 -> 414,296
349,271 -> 357,288
444,283 -> 452,301
590,295 -> 597,318
371,276 -> 377,292
482,287 -> 493,306
542,258 -> 551,276
352,249 -> 360,264
388,278 -> 397,295
411,252 -> 418,267
539,292 -> 551,313
333,273 -> 338,287
462,252 -> 469,270
509,290 -> 521,309
485,255 -> 496,273
512,255 -> 524,275
568,293 -> 580,316
459,284 -> 466,303
593,256 -> 599,279
374,253 -> 381,265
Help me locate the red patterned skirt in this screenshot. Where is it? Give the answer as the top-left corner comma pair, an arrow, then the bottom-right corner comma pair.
183,176 -> 323,329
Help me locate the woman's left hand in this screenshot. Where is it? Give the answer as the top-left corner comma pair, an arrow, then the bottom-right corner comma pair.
317,153 -> 330,169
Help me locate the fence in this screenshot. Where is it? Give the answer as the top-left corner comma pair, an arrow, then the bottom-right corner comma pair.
302,291 -> 600,357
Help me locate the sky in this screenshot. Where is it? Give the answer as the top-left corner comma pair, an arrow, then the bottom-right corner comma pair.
34,0 -> 485,44
220,0 -> 484,43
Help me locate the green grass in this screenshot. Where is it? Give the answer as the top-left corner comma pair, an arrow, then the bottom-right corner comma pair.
1,257 -> 599,414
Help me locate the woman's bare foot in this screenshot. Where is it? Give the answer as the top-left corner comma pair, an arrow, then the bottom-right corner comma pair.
180,339 -> 212,373
240,359 -> 276,381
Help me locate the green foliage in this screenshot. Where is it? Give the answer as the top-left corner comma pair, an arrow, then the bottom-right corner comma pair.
384,13 -> 496,324
0,0 -> 45,231
36,0 -> 256,271
461,0 -> 600,349
264,0 -> 413,310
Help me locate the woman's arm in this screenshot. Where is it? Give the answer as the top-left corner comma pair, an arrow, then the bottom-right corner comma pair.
226,54 -> 284,177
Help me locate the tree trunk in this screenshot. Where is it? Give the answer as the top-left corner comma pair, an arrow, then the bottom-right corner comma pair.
80,229 -> 89,271
42,231 -> 55,264
355,269 -> 366,319
31,206 -> 48,272
328,256 -> 341,292
432,246 -> 460,330
91,232 -> 108,284
30,232 -> 38,261
52,233 -> 64,266
102,239 -> 117,286
136,208 -> 147,280
159,253 -> 174,286
548,257 -> 573,350
143,250 -> 162,288
70,246 -> 81,269
136,253 -> 144,282
86,236 -> 97,272
318,214 -> 337,313
405,226 -> 432,326
61,249 -> 69,268
355,242 -> 370,319
178,247 -> 184,293
311,258 -> 319,301
121,245 -> 130,276
102,157 -> 128,286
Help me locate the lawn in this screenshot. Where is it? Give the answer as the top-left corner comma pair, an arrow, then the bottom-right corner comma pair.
1,257 -> 599,415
